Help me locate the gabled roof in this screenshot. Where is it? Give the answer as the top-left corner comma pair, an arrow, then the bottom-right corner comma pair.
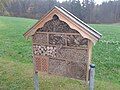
24,6 -> 102,44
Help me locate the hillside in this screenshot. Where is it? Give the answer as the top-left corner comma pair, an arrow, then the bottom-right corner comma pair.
0,16 -> 120,90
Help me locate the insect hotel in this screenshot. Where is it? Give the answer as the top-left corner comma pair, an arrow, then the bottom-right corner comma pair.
24,6 -> 101,82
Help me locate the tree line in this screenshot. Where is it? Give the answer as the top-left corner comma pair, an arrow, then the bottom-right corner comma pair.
0,0 -> 120,23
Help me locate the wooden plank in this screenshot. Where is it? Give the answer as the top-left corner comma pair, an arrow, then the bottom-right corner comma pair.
36,32 -> 80,35
86,40 -> 93,82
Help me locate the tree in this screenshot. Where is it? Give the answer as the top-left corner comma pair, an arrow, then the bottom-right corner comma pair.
0,0 -> 120,23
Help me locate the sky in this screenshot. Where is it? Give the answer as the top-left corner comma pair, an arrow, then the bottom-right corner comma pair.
57,0 -> 111,4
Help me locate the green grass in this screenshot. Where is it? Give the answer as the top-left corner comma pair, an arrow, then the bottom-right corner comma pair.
0,57 -> 120,90
90,24 -> 120,84
0,16 -> 120,90
0,16 -> 36,63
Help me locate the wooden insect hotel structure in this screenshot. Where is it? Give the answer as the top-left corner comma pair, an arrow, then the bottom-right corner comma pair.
24,6 -> 102,82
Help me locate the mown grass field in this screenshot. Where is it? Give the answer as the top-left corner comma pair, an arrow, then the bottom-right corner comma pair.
0,16 -> 120,90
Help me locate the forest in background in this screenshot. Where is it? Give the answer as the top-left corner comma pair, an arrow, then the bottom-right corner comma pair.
0,0 -> 120,23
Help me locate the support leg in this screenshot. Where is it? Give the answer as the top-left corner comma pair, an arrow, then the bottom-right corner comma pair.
34,71 -> 39,90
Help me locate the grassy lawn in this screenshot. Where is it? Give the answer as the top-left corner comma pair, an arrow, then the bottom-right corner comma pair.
0,16 -> 120,90
90,24 -> 120,84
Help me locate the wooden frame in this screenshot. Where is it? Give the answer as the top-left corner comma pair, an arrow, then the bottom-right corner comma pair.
24,6 -> 101,83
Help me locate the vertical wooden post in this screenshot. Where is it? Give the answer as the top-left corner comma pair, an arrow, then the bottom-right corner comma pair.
89,64 -> 95,90
34,71 -> 39,90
